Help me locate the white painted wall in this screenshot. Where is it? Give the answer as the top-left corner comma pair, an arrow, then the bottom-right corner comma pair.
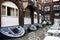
1,1 -> 19,27
24,17 -> 31,24
1,17 -> 19,27
34,18 -> 38,23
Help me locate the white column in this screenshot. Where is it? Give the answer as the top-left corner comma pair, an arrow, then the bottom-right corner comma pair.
14,9 -> 16,16
6,6 -> 7,16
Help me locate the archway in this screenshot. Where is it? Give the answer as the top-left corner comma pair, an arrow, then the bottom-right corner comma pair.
0,1 -> 25,38
24,5 -> 35,24
1,1 -> 19,27
23,5 -> 38,30
24,8 -> 31,24
34,12 -> 38,24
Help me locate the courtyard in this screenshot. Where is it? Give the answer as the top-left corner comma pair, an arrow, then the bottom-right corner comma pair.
2,25 -> 51,40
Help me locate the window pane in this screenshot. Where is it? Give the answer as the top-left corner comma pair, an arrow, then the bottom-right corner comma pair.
2,6 -> 6,16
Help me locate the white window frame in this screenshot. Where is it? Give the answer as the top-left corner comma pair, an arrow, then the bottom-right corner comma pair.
45,15 -> 50,20
45,6 -> 50,11
53,5 -> 60,10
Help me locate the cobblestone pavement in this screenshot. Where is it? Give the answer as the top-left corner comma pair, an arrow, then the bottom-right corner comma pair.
2,25 -> 51,40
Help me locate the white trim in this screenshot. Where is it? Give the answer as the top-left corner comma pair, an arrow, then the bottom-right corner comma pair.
14,9 -> 16,16
6,6 -> 7,16
45,6 -> 50,11
2,1 -> 18,9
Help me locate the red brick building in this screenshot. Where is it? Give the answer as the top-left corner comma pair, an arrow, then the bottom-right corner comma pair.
37,0 -> 60,24
0,0 -> 60,28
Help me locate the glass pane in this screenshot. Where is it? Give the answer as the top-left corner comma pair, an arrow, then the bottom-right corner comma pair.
2,6 -> 6,16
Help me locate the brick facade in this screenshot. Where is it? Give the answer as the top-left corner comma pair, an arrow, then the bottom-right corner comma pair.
0,0 -> 24,28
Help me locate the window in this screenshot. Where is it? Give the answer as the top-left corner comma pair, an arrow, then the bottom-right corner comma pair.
31,0 -> 37,7
45,6 -> 50,11
34,12 -> 38,23
34,12 -> 37,18
2,6 -> 6,16
34,0 -> 37,7
39,4 -> 41,10
53,0 -> 59,2
44,0 -> 50,3
55,13 -> 59,16
42,7 -> 43,11
53,5 -> 60,10
31,0 -> 37,2
45,15 -> 50,20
